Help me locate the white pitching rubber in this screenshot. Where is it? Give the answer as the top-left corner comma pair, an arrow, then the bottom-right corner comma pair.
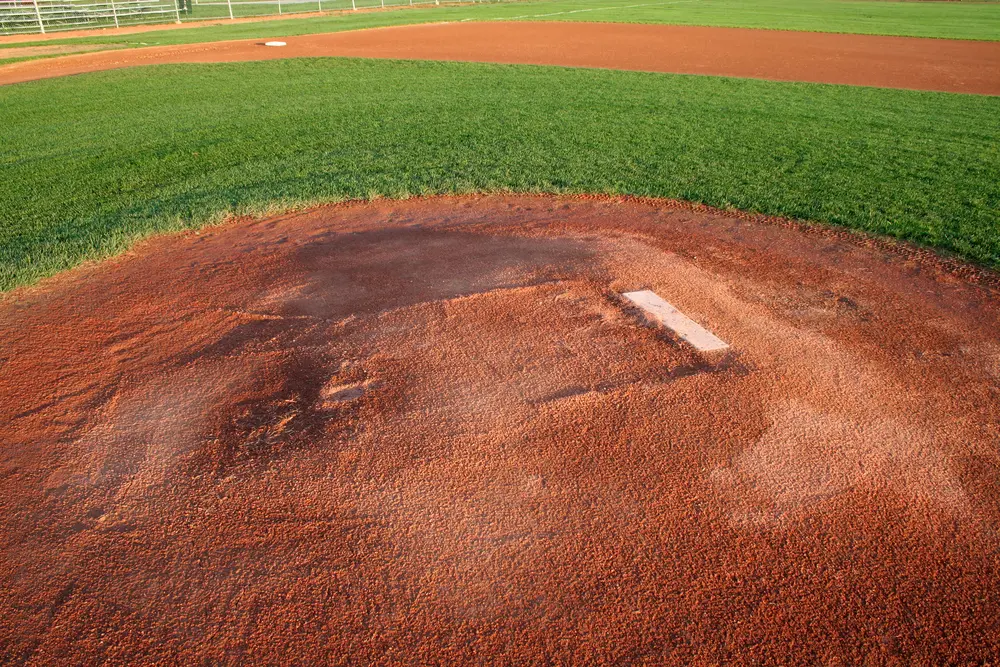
623,290 -> 729,352
264,41 -> 287,47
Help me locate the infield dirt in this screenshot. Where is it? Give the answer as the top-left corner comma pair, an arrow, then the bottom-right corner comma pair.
2,22 -> 999,92
1,195 -> 999,663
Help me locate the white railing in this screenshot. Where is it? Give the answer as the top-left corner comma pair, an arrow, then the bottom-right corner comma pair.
1,0 -> 180,34
0,0 -> 506,36
189,0 -> 440,21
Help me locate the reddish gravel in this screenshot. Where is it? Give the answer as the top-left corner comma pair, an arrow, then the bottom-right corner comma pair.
2,21 -> 999,93
1,195 -> 999,664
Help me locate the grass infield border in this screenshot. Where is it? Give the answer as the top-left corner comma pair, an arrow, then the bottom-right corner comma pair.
1,57 -> 998,291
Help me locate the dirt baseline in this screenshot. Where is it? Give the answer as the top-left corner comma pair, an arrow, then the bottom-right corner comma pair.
2,21 -> 999,93
1,195 -> 999,663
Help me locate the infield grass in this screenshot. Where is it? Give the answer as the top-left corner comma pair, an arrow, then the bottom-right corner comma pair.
3,0 -> 999,52
1,58 -> 998,290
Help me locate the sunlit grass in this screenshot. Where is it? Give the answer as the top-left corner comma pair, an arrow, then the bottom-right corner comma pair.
1,58 -> 998,289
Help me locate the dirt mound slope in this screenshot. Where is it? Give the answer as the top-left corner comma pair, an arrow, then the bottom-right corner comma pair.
3,22 -> 999,93
1,195 -> 999,663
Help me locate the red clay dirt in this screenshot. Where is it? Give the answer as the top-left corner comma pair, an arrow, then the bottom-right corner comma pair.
1,195 -> 999,663
2,21 -> 999,93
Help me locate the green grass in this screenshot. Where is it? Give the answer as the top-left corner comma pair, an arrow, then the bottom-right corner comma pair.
4,0 -> 1000,53
0,49 -> 126,67
0,55 -> 41,66
1,58 -> 998,290
501,0 -> 1000,39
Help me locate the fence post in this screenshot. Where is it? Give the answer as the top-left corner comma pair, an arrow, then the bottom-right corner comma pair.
380,0 -> 384,7
318,0 -> 321,12
227,0 -> 234,18
33,0 -> 45,33
174,0 -> 181,22
278,0 -> 282,14
110,0 -> 120,28
351,0 -> 355,9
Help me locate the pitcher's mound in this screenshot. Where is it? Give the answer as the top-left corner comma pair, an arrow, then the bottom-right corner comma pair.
2,195 -> 999,663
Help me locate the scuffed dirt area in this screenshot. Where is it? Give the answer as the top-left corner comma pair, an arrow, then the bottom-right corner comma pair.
1,195 -> 999,664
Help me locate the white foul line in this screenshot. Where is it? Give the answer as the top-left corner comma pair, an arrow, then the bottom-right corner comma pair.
623,290 -> 729,352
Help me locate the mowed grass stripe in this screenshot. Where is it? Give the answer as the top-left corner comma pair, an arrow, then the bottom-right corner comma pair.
1,58 -> 998,290
4,0 -> 1000,51
502,0 -> 1000,40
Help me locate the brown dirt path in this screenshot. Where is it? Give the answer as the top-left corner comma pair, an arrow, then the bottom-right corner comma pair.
2,21 -> 999,92
1,195 -> 999,664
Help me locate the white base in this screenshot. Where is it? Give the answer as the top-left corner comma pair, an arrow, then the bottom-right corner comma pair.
623,290 -> 729,352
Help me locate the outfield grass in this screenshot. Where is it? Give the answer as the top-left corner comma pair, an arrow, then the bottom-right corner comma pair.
0,55 -> 41,66
1,58 -> 998,290
3,0 -> 999,52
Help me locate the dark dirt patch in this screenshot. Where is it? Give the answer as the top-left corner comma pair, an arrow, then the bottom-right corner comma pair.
1,195 -> 999,663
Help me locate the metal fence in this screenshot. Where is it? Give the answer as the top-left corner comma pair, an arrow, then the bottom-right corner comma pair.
0,0 -> 488,36
1,0 -> 179,34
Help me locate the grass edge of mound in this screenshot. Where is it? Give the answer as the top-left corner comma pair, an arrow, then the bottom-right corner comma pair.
4,191 -> 998,302
2,58 -> 998,292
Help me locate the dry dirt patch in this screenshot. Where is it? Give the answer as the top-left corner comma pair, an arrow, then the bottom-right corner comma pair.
1,195 -> 999,663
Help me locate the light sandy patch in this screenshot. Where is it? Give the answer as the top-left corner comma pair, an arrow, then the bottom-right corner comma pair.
712,401 -> 968,527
